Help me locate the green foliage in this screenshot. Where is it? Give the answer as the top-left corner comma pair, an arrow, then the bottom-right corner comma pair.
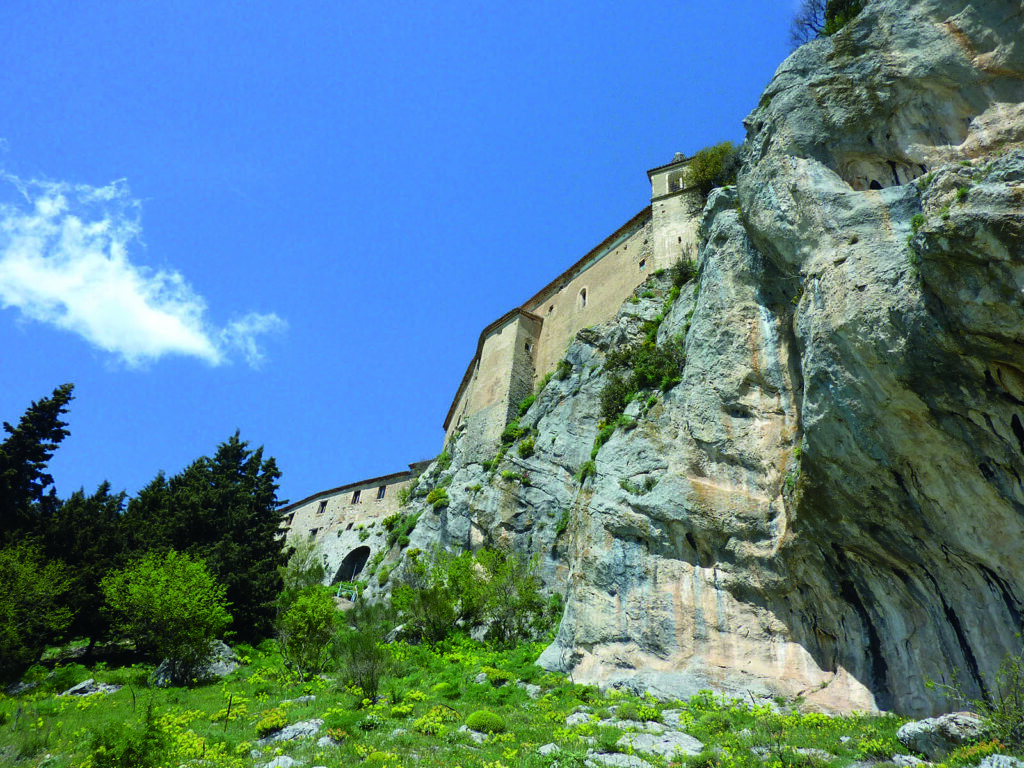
384,510 -> 422,546
619,476 -> 658,496
600,374 -> 632,421
591,423 -> 617,460
255,706 -> 289,737
278,536 -> 327,614
518,393 -> 536,417
791,0 -> 863,45
910,213 -> 926,234
671,258 -> 698,288
517,436 -> 535,458
435,450 -> 452,472
338,628 -> 391,702
688,141 -> 739,196
576,461 -> 597,483
555,359 -> 573,381
122,432 -> 285,642
466,709 -> 506,733
426,487 -> 449,511
933,642 -> 1024,750
823,0 -> 863,35
0,540 -> 73,681
89,704 -> 167,768
956,185 -> 969,203
555,509 -> 571,537
392,548 -> 549,648
601,338 -> 685,420
101,550 -> 231,686
0,383 -> 74,544
500,420 -> 527,444
277,586 -> 341,679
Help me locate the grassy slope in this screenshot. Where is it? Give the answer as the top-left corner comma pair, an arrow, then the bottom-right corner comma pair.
0,637 -> 997,768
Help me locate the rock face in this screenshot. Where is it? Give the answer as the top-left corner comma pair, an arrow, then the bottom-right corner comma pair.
897,712 -> 990,760
382,0 -> 1024,716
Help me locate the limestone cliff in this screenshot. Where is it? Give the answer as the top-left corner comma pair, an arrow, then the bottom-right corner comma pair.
380,0 -> 1024,716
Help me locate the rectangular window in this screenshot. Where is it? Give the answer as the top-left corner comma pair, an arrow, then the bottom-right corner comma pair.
376,485 -> 386,500
346,522 -> 354,531
286,514 -> 294,525
351,490 -> 360,504
309,528 -> 318,540
317,500 -> 327,514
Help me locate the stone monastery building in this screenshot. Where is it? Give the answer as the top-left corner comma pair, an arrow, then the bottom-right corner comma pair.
282,154 -> 702,585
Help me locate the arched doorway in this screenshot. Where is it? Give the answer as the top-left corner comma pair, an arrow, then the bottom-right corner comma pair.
334,546 -> 371,582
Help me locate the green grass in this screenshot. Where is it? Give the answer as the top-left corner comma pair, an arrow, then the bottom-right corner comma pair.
0,636 -> 936,768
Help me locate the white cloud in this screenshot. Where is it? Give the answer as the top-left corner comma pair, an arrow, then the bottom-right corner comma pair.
0,174 -> 285,368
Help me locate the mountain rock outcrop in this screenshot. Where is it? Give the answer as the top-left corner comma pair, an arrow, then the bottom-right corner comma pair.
380,0 -> 1024,716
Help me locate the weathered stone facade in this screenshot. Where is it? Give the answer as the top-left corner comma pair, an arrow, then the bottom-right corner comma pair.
285,155 -> 704,548
444,159 -> 703,455
280,462 -> 430,586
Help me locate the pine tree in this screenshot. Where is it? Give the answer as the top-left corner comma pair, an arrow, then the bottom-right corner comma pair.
0,383 -> 75,543
42,482 -> 127,649
123,432 -> 286,642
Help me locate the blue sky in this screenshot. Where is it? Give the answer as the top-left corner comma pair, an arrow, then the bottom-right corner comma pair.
0,1 -> 796,506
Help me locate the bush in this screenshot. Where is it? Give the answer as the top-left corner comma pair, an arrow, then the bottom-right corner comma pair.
101,550 -> 231,686
518,437 -> 535,458
277,587 -> 341,679
338,629 -> 390,702
501,420 -> 526,444
466,709 -> 506,733
688,141 -> 739,196
90,704 -> 167,768
0,540 -> 73,682
425,487 -> 449,511
791,0 -> 863,44
600,375 -> 631,421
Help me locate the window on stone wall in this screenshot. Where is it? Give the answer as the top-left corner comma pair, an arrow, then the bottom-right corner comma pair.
525,340 -> 532,353
317,500 -> 327,514
286,514 -> 294,525
578,288 -> 587,309
346,522 -> 354,530
377,485 -> 386,500
639,259 -> 646,270
309,528 -> 319,540
351,490 -> 360,504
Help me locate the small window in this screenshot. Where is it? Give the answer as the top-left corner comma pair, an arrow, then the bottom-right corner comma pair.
548,304 -> 554,313
317,500 -> 327,514
351,490 -> 360,504
639,259 -> 646,270
376,485 -> 386,500
309,528 -> 319,540
677,236 -> 682,243
346,522 -> 354,530
525,340 -> 532,353
286,513 -> 295,525
578,288 -> 587,309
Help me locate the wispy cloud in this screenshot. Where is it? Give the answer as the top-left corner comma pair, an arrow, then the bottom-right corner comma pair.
0,174 -> 285,368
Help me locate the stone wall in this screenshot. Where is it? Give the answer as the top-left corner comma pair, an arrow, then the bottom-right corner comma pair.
280,464 -> 427,586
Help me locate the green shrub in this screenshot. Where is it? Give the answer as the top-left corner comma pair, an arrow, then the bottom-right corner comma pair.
576,461 -> 597,483
501,420 -> 527,444
101,550 -> 231,686
255,707 -> 288,737
0,541 -> 73,682
277,587 -> 341,679
518,437 -> 535,458
600,375 -> 632,421
670,259 -> 697,287
823,0 -> 863,34
688,141 -> 739,196
555,509 -> 571,536
466,709 -> 506,733
436,450 -> 452,472
555,359 -> 573,380
425,487 -> 449,511
90,704 -> 167,768
518,393 -> 536,417
910,213 -> 926,234
338,629 -> 390,702
956,185 -> 969,203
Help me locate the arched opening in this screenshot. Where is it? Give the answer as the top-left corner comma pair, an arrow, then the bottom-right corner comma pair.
578,287 -> 587,309
334,546 -> 371,583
